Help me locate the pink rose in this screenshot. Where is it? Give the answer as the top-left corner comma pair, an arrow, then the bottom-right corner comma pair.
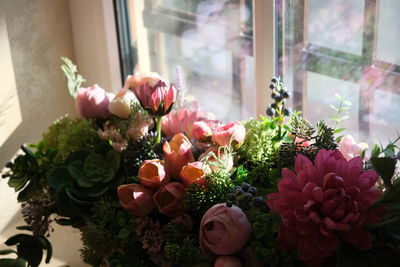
193,121 -> 213,142
212,122 -> 245,148
108,88 -> 136,119
338,135 -> 369,161
138,159 -> 170,190
154,182 -> 186,217
214,256 -> 243,267
180,161 -> 210,186
200,204 -> 251,256
163,133 -> 195,178
117,183 -> 155,216
75,84 -> 111,119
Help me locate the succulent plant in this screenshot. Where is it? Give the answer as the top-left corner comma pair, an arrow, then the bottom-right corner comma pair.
47,143 -> 122,218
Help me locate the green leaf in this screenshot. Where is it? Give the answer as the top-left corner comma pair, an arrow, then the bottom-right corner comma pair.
7,175 -> 29,192
105,150 -> 120,172
371,144 -> 381,158
65,187 -> 92,206
15,226 -> 32,231
47,166 -> 72,189
0,249 -> 17,255
334,128 -> 346,134
17,176 -> 39,202
0,259 -> 26,267
37,236 -> 52,263
117,228 -> 130,239
61,57 -> 86,98
371,157 -> 396,187
5,234 -> 32,246
67,161 -> 89,186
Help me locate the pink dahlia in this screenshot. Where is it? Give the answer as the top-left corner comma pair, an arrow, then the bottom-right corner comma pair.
267,149 -> 384,265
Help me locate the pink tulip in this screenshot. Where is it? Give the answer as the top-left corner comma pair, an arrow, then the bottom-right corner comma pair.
193,121 -> 213,142
200,204 -> 251,255
117,183 -> 155,216
214,256 -> 243,267
163,133 -> 195,178
108,88 -> 136,119
180,161 -> 210,186
138,159 -> 169,190
125,72 -> 176,116
75,84 -> 111,119
153,182 -> 186,217
212,121 -> 245,148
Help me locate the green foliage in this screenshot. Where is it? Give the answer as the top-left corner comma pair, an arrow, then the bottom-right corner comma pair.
0,258 -> 26,267
371,157 -> 396,187
370,134 -> 400,158
3,231 -> 52,267
184,171 -> 233,215
289,112 -> 314,140
47,143 -> 122,218
330,93 -> 351,142
60,57 -> 85,98
42,116 -> 99,161
164,237 -> 202,267
80,197 -> 145,266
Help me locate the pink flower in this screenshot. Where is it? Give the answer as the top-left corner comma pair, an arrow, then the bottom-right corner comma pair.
75,84 -> 111,119
267,149 -> 383,264
163,133 -> 195,178
180,161 -> 210,186
162,106 -> 218,138
138,159 -> 170,190
193,121 -> 213,142
212,121 -> 246,148
108,88 -> 136,119
153,182 -> 186,217
214,256 -> 243,267
200,204 -> 251,256
338,135 -> 369,161
125,72 -> 176,116
117,183 -> 155,216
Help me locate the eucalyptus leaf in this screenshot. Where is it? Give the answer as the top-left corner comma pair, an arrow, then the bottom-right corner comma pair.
370,157 -> 396,187
0,249 -> 17,255
0,258 -> 26,267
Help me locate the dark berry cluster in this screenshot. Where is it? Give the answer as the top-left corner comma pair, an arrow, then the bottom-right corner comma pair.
226,182 -> 264,210
266,77 -> 291,119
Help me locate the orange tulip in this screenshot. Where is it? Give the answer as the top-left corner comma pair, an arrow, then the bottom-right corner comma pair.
180,161 -> 210,186
117,183 -> 155,216
163,133 -> 195,178
138,159 -> 169,190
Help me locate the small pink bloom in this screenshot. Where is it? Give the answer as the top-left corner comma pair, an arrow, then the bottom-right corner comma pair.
163,133 -> 195,178
117,183 -> 155,216
294,137 -> 310,147
125,72 -> 176,116
200,203 -> 251,256
212,121 -> 246,148
193,121 -> 213,142
180,161 -> 210,186
138,159 -> 170,190
338,135 -> 369,161
153,182 -> 186,217
214,256 -> 243,267
266,149 -> 384,264
75,84 -> 111,119
108,88 -> 136,119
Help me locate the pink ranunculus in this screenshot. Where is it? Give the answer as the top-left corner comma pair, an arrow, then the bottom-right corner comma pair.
338,135 -> 369,161
138,159 -> 170,190
108,88 -> 136,119
266,149 -> 384,264
75,84 -> 111,119
193,121 -> 213,142
200,204 -> 252,256
125,72 -> 176,116
180,161 -> 210,186
212,121 -> 246,148
214,256 -> 243,267
117,183 -> 155,216
153,182 -> 186,217
162,105 -> 218,139
163,133 -> 195,178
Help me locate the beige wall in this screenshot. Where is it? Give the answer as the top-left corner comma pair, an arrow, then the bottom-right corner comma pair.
0,0 -> 87,266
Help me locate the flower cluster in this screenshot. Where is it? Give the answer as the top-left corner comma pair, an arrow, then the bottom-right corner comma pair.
2,61 -> 399,267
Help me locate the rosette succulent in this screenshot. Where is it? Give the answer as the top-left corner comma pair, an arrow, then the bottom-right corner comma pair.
47,143 -> 121,217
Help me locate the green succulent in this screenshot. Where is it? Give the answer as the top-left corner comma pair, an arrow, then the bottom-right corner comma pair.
47,143 -> 122,218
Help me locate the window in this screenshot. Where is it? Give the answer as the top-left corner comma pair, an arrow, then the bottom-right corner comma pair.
277,0 -> 400,144
116,0 -> 254,122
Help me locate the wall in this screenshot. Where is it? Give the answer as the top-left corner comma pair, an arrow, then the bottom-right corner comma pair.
0,0 -> 87,266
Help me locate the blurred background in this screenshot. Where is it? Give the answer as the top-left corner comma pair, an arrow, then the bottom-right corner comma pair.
1,0 -> 399,266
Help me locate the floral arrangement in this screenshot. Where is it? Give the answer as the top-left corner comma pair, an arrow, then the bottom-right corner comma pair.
1,58 -> 400,267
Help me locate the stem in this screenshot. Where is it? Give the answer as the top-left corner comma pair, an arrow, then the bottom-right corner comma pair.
156,116 -> 162,143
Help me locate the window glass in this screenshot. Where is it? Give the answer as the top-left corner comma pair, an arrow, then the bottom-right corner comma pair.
126,0 -> 254,122
277,0 -> 400,144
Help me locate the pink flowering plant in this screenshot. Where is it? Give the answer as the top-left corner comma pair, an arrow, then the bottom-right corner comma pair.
2,61 -> 400,267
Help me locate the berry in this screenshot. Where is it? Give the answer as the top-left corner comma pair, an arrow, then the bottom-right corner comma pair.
269,84 -> 275,90
242,202 -> 251,210
282,90 -> 290,98
226,201 -> 233,208
283,107 -> 292,116
248,187 -> 257,195
229,193 -> 235,201
241,182 -> 251,192
243,193 -> 252,201
271,92 -> 276,99
270,103 -> 277,109
271,77 -> 278,83
253,197 -> 264,207
233,186 -> 243,195
266,107 -> 276,117
274,93 -> 283,102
